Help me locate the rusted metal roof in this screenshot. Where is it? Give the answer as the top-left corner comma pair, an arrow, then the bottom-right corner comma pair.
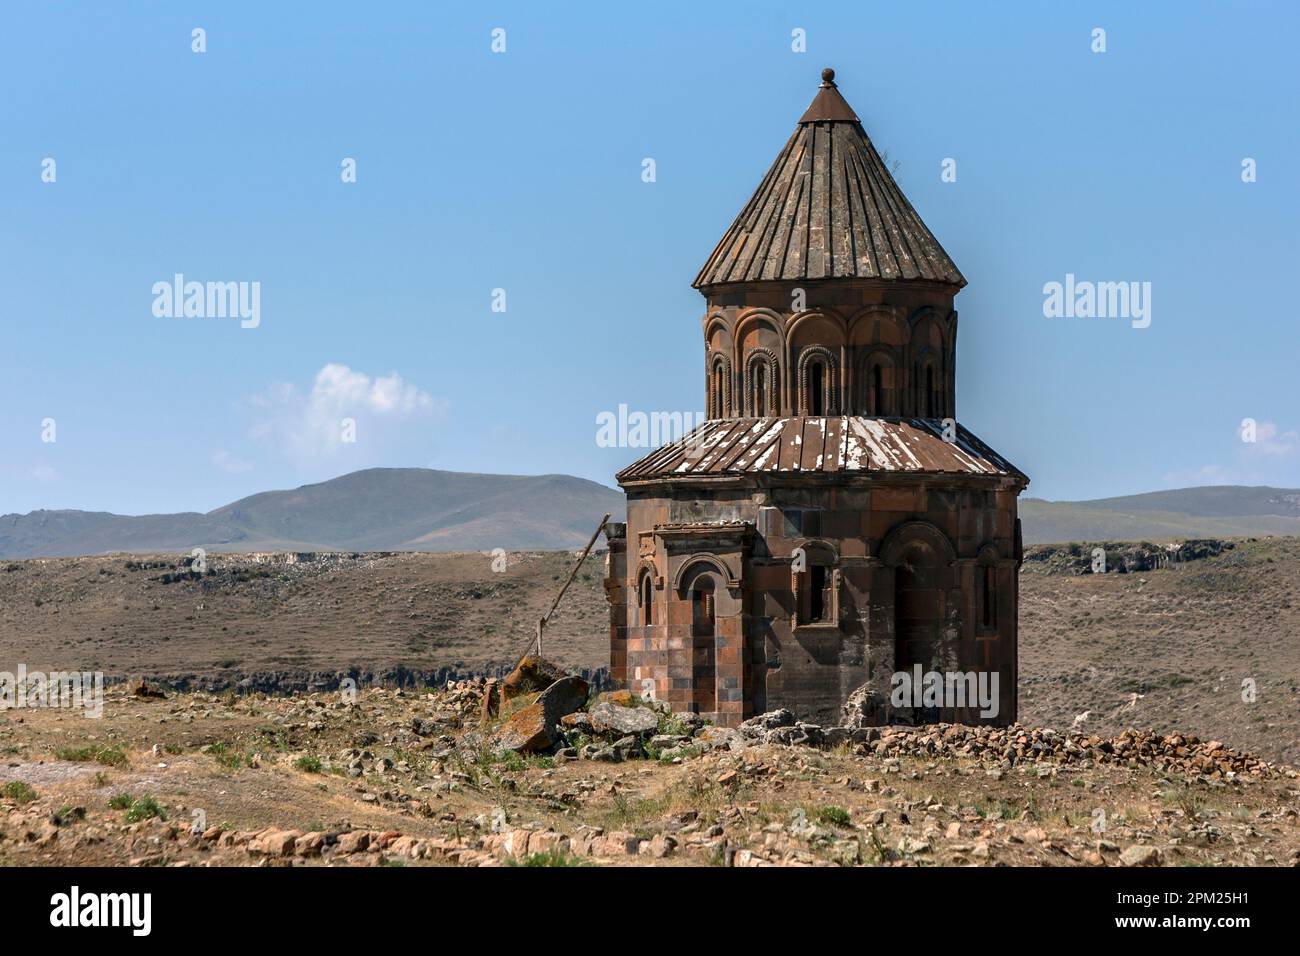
693,68 -> 965,290
617,417 -> 1024,484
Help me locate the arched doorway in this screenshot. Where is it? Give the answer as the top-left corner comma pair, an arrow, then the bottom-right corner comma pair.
894,540 -> 942,669
892,538 -> 945,723
684,569 -> 718,714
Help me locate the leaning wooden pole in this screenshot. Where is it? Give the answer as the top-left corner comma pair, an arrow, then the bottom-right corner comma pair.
530,513 -> 610,660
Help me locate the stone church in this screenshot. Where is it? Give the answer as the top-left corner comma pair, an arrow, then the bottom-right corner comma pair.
603,69 -> 1029,728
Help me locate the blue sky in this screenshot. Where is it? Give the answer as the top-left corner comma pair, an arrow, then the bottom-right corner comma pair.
2,1 -> 1297,515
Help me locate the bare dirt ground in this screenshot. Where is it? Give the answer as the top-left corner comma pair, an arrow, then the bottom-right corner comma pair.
0,549 -> 609,686
2,685 -> 1296,868
1018,536 -> 1300,767
2,536 -> 1297,764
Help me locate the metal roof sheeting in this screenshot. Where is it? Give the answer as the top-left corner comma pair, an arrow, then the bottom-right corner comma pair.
616,417 -> 1025,484
693,72 -> 965,290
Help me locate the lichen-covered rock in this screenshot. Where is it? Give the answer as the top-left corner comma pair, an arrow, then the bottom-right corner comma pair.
492,675 -> 589,753
588,701 -> 660,736
500,656 -> 567,703
560,711 -> 593,733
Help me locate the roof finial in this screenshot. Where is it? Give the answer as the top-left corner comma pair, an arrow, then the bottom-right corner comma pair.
821,67 -> 836,87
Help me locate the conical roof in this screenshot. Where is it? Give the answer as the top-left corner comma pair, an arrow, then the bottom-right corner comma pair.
693,68 -> 965,290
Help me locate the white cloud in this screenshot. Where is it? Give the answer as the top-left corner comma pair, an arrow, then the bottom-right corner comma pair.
212,449 -> 253,474
245,364 -> 446,465
1247,421 -> 1299,458
1162,420 -> 1300,488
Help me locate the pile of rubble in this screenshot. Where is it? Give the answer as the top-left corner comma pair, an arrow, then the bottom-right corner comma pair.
466,660 -> 1287,781
860,724 -> 1286,779
717,707 -> 1286,780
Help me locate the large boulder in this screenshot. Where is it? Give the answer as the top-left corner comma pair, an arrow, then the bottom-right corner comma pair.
840,683 -> 893,728
589,701 -> 660,736
491,675 -> 589,753
500,656 -> 568,703
739,709 -> 796,736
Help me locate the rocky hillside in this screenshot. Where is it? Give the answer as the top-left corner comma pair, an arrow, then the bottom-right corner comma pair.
0,468 -> 624,558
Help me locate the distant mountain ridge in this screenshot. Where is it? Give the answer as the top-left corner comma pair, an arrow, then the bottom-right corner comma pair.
1020,485 -> 1300,544
2,474 -> 1297,557
0,468 -> 626,558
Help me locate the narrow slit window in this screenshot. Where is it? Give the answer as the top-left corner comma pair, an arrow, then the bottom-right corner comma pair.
981,565 -> 997,628
810,362 -> 824,416
809,565 -> 827,622
871,363 -> 884,415
640,575 -> 653,626
691,581 -> 715,638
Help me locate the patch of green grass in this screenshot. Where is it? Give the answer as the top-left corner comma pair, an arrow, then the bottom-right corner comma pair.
866,828 -> 890,865
258,726 -> 293,750
1,781 -> 38,804
659,744 -> 703,764
507,849 -> 591,867
978,797 -> 1021,821
206,741 -> 255,769
656,713 -> 691,737
496,750 -> 526,772
55,745 -> 128,768
117,794 -> 167,823
293,755 -> 322,773
472,746 -> 527,772
813,805 -> 852,828
601,776 -> 735,831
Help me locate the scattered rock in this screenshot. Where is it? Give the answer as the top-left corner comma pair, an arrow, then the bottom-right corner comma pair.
588,701 -> 659,736
1119,845 -> 1162,867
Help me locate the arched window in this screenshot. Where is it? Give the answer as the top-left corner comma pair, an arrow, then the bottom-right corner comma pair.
981,564 -> 997,629
708,356 -> 730,418
857,352 -> 894,416
925,364 -> 936,417
798,348 -> 837,416
639,573 -> 654,626
690,577 -> 715,638
745,351 -> 777,417
975,549 -> 999,633
794,546 -> 838,626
